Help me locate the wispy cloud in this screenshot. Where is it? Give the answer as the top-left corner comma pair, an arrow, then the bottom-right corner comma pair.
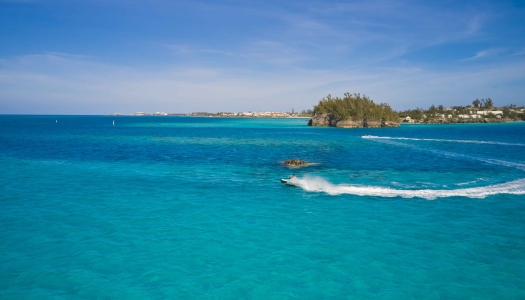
165,44 -> 235,56
249,1 -> 497,68
466,18 -> 480,35
509,49 -> 525,57
241,40 -> 310,64
461,48 -> 505,61
2,51 -> 525,114
1,0 -> 525,113
165,40 -> 309,65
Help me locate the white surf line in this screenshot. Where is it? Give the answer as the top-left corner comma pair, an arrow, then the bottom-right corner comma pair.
362,136 -> 525,147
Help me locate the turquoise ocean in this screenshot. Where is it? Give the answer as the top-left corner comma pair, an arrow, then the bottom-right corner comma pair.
1,115 -> 525,299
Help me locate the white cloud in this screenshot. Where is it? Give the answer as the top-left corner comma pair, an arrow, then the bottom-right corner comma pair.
509,49 -> 525,57
1,52 -> 525,114
462,48 -> 506,61
1,1 -> 524,114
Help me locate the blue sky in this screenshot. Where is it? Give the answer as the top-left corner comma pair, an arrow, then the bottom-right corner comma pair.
1,0 -> 525,114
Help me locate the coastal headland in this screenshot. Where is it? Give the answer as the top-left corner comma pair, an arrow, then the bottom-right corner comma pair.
307,93 -> 400,128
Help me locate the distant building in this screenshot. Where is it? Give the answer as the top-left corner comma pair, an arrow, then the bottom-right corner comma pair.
477,111 -> 503,115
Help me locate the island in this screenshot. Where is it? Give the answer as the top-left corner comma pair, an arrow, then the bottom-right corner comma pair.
308,93 -> 399,128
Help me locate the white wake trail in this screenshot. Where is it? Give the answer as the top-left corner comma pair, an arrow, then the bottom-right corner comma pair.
291,137 -> 525,199
373,139 -> 525,172
362,136 -> 525,147
292,176 -> 525,200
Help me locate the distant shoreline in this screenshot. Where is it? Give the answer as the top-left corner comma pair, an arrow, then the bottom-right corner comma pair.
400,120 -> 524,125
107,115 -> 311,119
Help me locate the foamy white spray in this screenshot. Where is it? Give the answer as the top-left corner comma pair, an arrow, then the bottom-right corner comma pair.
291,176 -> 525,200
291,137 -> 525,199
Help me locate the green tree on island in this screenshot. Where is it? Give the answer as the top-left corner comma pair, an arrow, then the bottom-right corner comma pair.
428,105 -> 437,116
312,93 -> 398,123
483,98 -> 493,109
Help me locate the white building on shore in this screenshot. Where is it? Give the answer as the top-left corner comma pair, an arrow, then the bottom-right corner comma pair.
477,111 -> 503,115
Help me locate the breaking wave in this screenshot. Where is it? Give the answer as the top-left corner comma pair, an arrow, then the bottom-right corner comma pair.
291,176 -> 525,200
362,136 -> 525,147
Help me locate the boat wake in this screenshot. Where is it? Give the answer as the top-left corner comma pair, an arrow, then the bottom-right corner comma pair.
293,176 -> 525,200
361,136 -> 525,147
294,136 -> 525,199
372,139 -> 525,171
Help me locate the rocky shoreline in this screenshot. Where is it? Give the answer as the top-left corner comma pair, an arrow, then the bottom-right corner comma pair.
308,114 -> 518,128
308,114 -> 399,128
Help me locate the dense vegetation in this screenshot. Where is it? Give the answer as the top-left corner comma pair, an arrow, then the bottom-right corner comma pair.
312,93 -> 398,122
398,98 -> 525,121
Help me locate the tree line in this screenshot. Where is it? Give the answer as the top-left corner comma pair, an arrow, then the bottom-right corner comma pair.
303,94 -> 524,121
312,93 -> 398,122
398,99 -> 525,121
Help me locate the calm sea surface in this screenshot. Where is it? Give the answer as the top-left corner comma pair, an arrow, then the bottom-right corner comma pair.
1,116 -> 524,299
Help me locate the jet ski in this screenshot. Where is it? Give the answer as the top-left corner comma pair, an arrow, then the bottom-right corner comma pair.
281,176 -> 298,186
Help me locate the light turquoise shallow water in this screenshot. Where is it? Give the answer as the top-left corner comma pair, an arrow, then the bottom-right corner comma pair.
1,116 -> 524,299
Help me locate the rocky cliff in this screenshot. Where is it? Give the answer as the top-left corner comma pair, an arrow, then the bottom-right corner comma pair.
308,114 -> 399,128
